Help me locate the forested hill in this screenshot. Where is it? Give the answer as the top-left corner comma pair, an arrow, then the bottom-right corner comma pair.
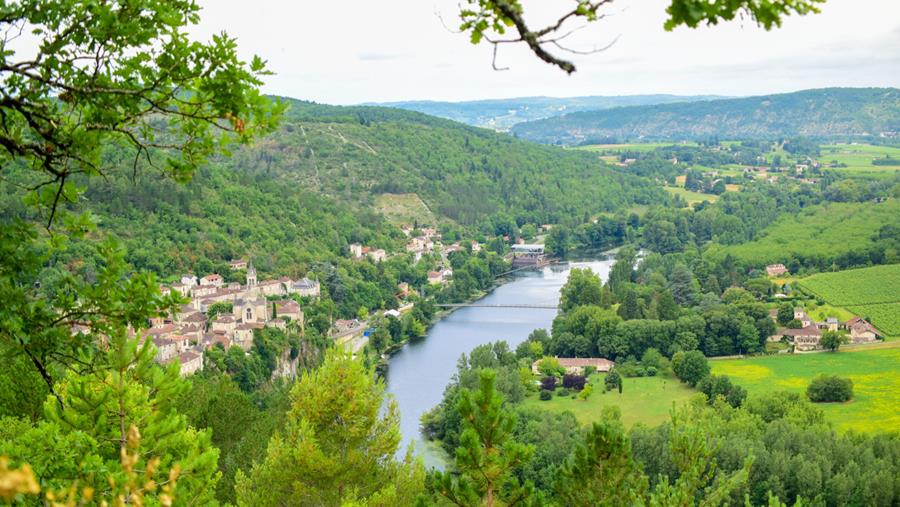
1,98 -> 664,278
371,94 -> 727,131
510,88 -> 900,145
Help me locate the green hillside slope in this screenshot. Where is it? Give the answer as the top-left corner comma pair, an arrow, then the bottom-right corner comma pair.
511,88 -> 900,144
0,99 -> 665,278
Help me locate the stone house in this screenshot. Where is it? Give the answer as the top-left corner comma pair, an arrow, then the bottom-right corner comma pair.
234,322 -> 264,350
273,300 -> 303,324
531,357 -> 615,375
229,259 -> 248,270
793,308 -> 814,327
844,317 -> 881,343
350,243 -> 363,258
776,325 -> 822,351
211,313 -> 237,333
152,337 -> 177,363
368,249 -> 387,263
427,271 -> 443,285
177,350 -> 203,377
289,278 -> 321,298
765,264 -> 789,277
200,274 -> 224,287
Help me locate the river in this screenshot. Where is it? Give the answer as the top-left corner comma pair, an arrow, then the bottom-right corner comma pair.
384,257 -> 616,467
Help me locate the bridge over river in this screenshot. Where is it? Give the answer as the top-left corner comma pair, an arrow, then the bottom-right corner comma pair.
434,303 -> 557,309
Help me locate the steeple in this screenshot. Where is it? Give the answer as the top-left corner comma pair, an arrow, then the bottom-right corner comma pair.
246,261 -> 257,288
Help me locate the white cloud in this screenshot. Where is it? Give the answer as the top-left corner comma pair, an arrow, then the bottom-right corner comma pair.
173,0 -> 900,103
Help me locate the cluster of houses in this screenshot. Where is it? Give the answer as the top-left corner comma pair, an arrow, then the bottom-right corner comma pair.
349,243 -> 387,263
144,261 -> 320,376
769,307 -> 882,352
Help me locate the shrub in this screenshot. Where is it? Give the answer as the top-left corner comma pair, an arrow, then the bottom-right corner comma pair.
697,374 -> 747,408
557,388 -> 571,397
604,369 -> 622,391
540,376 -> 557,391
562,374 -> 587,391
672,350 -> 710,387
539,389 -> 552,401
807,374 -> 853,402
578,383 -> 593,401
645,366 -> 658,377
583,365 -> 597,377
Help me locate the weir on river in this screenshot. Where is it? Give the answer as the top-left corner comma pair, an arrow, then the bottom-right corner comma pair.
383,258 -> 615,468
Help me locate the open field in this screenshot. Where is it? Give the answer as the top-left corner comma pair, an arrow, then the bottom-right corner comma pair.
711,200 -> 899,266
521,375 -> 697,429
798,264 -> 900,337
664,186 -> 719,205
577,142 -> 689,153
711,348 -> 900,432
373,192 -> 436,227
821,143 -> 900,170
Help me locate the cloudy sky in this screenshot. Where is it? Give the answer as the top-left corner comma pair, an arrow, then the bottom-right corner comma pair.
190,0 -> 900,104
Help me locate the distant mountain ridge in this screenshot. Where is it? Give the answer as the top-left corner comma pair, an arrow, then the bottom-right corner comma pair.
369,94 -> 729,131
509,88 -> 900,144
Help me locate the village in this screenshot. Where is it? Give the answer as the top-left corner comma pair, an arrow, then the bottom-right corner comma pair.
143,224 -> 489,377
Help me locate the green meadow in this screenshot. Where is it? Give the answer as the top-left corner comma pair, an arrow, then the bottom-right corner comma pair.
664,186 -> 719,205
577,142 -> 689,153
521,375 -> 698,429
711,348 -> 900,433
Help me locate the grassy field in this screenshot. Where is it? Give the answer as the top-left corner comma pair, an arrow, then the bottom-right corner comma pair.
373,192 -> 436,227
712,200 -> 899,266
521,375 -> 697,429
711,348 -> 900,432
821,143 -> 900,170
664,186 -> 719,205
577,142 -> 689,153
798,264 -> 900,337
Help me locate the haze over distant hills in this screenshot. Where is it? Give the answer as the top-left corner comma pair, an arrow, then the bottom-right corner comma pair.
370,95 -> 728,131
509,88 -> 900,145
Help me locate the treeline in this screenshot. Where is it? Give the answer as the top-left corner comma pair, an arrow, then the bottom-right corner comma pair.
419,341 -> 900,506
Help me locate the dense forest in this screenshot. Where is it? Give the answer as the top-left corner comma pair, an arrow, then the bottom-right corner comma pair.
376,94 -> 726,131
510,88 -> 900,144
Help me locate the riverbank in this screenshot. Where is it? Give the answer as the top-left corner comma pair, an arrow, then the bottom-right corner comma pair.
383,258 -> 616,467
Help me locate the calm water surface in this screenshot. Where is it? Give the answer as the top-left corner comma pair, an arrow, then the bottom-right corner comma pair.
384,258 -> 615,467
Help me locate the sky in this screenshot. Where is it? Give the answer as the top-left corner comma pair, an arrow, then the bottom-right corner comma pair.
190,0 -> 900,104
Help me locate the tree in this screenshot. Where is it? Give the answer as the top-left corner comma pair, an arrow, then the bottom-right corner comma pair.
656,289 -> 680,320
0,0 -> 280,229
537,356 -> 565,377
1,328 -> 220,503
430,369 -> 535,507
235,349 -> 424,505
553,419 -> 647,505
604,369 -> 622,391
559,268 -> 604,312
697,375 -> 747,408
458,0 -> 824,73
617,290 -> 643,320
777,303 -> 795,326
672,350 -> 709,386
807,375 -> 853,402
820,330 -> 849,352
545,225 -> 571,257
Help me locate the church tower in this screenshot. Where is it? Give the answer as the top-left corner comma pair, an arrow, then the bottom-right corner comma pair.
246,262 -> 257,288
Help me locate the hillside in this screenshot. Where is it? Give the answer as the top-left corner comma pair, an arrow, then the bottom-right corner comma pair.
374,94 -> 727,131
0,99 -> 665,278
705,199 -> 900,269
510,88 -> 900,144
